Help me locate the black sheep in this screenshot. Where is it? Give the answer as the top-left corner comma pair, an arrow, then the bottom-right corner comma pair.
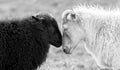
0,13 -> 62,70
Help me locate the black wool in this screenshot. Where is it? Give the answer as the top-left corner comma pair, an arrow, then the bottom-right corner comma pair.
0,13 -> 62,70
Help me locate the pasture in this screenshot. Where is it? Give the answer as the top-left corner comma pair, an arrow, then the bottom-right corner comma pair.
0,0 -> 120,70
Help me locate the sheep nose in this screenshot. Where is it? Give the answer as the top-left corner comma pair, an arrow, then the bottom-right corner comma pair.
63,47 -> 71,54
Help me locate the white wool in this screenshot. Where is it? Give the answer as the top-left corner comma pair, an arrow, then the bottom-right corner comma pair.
72,4 -> 120,17
69,5 -> 120,69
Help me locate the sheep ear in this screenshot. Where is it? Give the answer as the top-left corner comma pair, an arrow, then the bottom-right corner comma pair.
62,10 -> 77,23
32,15 -> 45,21
32,16 -> 39,21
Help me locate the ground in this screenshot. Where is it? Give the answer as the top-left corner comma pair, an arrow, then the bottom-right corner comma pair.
0,0 -> 120,70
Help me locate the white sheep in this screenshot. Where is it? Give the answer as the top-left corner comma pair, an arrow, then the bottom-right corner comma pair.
62,5 -> 120,70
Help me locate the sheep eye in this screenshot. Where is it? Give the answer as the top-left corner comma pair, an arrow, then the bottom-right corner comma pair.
41,18 -> 46,23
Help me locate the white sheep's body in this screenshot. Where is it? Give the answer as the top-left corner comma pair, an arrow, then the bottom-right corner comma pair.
62,5 -> 120,70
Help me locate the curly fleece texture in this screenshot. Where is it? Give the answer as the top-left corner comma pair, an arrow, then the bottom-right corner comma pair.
0,14 -> 62,70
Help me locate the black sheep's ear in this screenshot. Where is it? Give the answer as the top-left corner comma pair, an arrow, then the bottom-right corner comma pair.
32,16 -> 40,21
32,14 -> 45,21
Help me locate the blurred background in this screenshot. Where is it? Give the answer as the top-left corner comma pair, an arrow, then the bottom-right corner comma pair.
0,0 -> 120,70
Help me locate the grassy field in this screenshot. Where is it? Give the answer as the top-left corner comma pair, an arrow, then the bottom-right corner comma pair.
0,0 -> 120,70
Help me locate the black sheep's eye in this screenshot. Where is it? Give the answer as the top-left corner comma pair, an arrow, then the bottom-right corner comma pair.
35,23 -> 45,31
41,18 -> 47,23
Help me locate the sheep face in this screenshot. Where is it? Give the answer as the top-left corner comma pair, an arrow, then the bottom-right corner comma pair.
62,10 -> 85,54
32,13 -> 62,47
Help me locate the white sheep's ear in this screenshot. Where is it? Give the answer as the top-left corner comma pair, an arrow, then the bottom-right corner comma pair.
62,10 -> 77,23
